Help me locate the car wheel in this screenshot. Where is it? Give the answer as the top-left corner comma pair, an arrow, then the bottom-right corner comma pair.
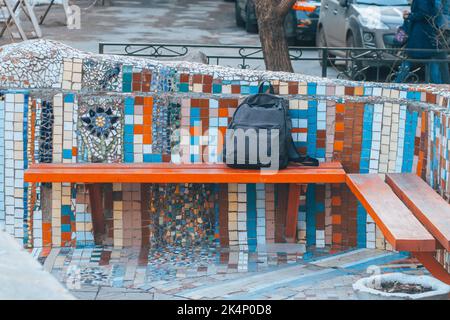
235,1 -> 245,27
245,3 -> 258,33
317,27 -> 334,67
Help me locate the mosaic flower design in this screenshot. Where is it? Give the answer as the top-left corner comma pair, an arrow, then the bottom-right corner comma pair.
81,107 -> 120,139
78,96 -> 123,163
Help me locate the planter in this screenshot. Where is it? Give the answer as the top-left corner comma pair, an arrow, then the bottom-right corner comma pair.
353,273 -> 450,300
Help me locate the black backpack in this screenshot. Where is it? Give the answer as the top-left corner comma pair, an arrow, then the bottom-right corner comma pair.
223,83 -> 319,170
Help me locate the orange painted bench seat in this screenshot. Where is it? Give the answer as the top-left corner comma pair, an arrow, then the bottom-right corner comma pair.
346,174 -> 435,252
386,173 -> 450,251
24,162 -> 346,184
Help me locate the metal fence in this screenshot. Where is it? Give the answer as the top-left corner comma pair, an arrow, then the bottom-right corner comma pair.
99,43 -> 450,83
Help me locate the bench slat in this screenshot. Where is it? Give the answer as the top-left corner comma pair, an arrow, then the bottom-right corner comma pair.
346,174 -> 435,252
24,162 -> 346,184
386,173 -> 450,251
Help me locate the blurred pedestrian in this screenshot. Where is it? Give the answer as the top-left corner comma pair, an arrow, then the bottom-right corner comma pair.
434,0 -> 449,83
395,0 -> 442,83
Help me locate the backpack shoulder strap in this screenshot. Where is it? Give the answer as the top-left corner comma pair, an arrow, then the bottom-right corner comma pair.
258,81 -> 275,94
287,137 -> 319,167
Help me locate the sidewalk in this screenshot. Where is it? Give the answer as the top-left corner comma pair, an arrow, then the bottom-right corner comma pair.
33,245 -> 427,300
0,231 -> 74,300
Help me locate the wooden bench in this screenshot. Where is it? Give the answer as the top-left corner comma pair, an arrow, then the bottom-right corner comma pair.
347,174 -> 450,284
24,163 -> 450,283
346,174 -> 435,252
24,162 -> 346,184
25,161 -> 345,244
386,173 -> 450,251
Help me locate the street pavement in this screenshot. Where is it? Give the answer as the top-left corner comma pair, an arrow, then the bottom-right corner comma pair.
0,0 -> 338,77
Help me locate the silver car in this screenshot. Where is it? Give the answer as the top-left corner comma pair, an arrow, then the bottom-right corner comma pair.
317,0 -> 409,67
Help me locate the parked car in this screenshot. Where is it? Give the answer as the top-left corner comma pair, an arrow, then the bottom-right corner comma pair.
317,0 -> 409,67
293,0 -> 321,43
234,0 -> 321,43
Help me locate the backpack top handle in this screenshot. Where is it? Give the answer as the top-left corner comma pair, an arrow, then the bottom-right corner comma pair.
258,81 -> 275,94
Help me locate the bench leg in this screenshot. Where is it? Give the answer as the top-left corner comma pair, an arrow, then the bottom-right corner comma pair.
87,184 -> 105,245
413,252 -> 450,285
285,184 -> 301,243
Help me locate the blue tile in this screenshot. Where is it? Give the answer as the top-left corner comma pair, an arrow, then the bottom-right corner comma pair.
143,154 -> 163,163
306,184 -> 316,246
64,94 -> 74,103
61,205 -> 72,216
179,83 -> 189,92
124,125 -> 134,135
307,83 -> 317,95
190,107 -> 200,117
63,149 -> 72,159
357,203 -> 367,248
124,144 -> 134,153
124,99 -> 135,114
124,134 -> 134,143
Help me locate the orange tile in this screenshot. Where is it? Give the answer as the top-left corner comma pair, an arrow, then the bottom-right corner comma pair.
354,87 -> 364,96
335,122 -> 344,132
331,196 -> 341,206
332,233 -> 342,244
143,126 -> 152,135
144,96 -> 153,106
72,147 -> 78,156
218,108 -> 228,117
42,223 -> 51,233
193,127 -> 201,136
62,233 -> 71,242
134,125 -> 143,134
143,105 -> 152,115
334,141 -> 344,151
332,215 -> 341,225
143,134 -> 152,145
336,103 -> 345,113
190,126 -> 202,136
42,223 -> 52,246
143,114 -> 152,125
219,127 -> 227,137
417,151 -> 423,175
421,111 -> 427,132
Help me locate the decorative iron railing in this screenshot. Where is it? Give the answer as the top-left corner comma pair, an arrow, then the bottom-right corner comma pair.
99,43 -> 450,83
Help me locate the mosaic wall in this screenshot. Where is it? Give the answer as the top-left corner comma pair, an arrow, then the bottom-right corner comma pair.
0,40 -> 449,268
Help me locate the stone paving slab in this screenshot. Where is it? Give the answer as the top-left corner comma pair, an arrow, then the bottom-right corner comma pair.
31,245 -> 428,300
0,231 -> 74,300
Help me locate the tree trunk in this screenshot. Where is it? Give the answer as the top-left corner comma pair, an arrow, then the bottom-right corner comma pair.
254,0 -> 296,72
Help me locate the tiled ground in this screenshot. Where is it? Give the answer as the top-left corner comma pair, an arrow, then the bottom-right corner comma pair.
30,246 -> 427,300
